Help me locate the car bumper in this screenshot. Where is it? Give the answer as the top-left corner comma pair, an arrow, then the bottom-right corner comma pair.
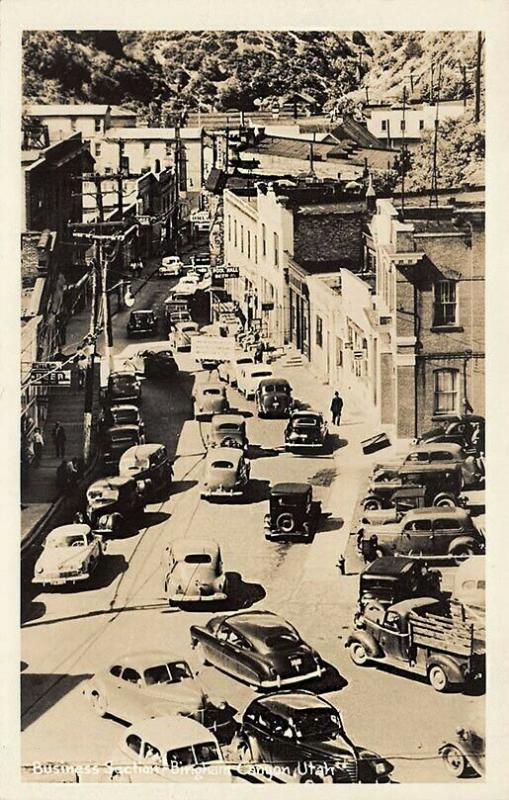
169,591 -> 228,603
32,572 -> 90,586
285,441 -> 323,449
259,665 -> 324,688
202,487 -> 244,497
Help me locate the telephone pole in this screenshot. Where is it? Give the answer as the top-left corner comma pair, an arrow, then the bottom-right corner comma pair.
475,32 -> 483,123
83,251 -> 100,464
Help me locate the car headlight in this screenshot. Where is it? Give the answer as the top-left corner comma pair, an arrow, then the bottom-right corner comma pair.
375,761 -> 390,775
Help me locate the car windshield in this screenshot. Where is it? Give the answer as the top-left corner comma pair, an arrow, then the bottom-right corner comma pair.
182,326 -> 197,332
203,388 -> 221,395
111,375 -> 136,391
294,416 -> 319,427
275,383 -> 290,393
143,661 -> 193,686
212,460 -> 234,469
264,631 -> 301,649
167,742 -> 220,768
293,708 -> 344,741
253,371 -> 272,379
112,409 -> 137,425
184,554 -> 213,564
218,424 -> 239,431
237,358 -> 253,365
50,535 -> 85,548
110,430 -> 137,443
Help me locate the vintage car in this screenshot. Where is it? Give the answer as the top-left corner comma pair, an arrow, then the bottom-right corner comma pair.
357,557 -> 443,620
141,349 -> 179,380
103,424 -> 144,469
231,692 -> 394,784
264,483 -> 321,541
100,403 -> 145,435
32,524 -> 104,587
174,275 -> 200,295
167,308 -> 193,330
127,309 -> 158,338
162,539 -> 229,604
402,442 -> 482,489
218,353 -> 254,387
255,378 -> 293,418
419,415 -> 485,458
207,413 -> 248,449
201,446 -> 250,500
164,295 -> 191,326
439,723 -> 485,778
193,382 -> 229,420
190,610 -> 326,689
86,475 -> 145,535
284,411 -> 328,452
119,443 -> 173,500
158,255 -> 184,277
85,650 -> 233,734
110,717 -> 231,783
104,371 -> 142,406
359,486 -> 441,526
237,365 -> 274,400
169,321 -> 201,352
361,461 -> 464,511
357,507 -> 485,565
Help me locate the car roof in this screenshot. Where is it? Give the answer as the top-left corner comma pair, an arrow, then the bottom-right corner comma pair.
132,309 -> 153,315
255,692 -> 331,716
176,321 -> 198,329
362,557 -> 418,577
258,377 -> 291,387
88,475 -> 134,490
400,507 -> 469,521
124,716 -> 214,749
226,610 -> 294,641
47,524 -> 90,541
291,410 -> 322,418
271,482 -> 310,495
111,650 -> 188,671
169,538 -> 220,560
206,446 -> 243,462
408,442 -> 464,456
211,414 -> 245,426
120,443 -> 166,459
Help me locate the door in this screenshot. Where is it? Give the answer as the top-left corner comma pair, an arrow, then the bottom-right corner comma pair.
116,666 -> 144,721
269,712 -> 299,775
399,518 -> 433,556
432,516 -> 464,555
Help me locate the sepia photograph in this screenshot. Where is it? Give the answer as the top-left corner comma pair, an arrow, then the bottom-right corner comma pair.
1,1 -> 507,796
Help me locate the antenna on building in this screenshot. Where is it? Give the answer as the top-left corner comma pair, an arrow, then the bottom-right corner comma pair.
429,63 -> 442,208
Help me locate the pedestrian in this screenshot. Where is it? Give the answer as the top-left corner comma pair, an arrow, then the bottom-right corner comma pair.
330,391 -> 343,426
32,427 -> 44,464
77,358 -> 87,389
52,421 -> 66,458
336,555 -> 346,576
65,459 -> 78,490
254,341 -> 264,364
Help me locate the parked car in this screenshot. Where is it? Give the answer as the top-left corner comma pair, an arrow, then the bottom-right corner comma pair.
127,309 -> 158,338
119,443 -> 173,500
158,256 -> 184,277
162,539 -> 228,604
167,308 -> 192,330
190,610 -> 326,689
361,461 -> 464,511
85,650 -> 232,732
169,321 -> 201,352
360,486 -> 440,526
102,424 -> 144,469
207,413 -> 248,450
100,404 -> 145,436
164,296 -> 191,328
357,557 -> 443,620
346,597 -> 484,692
201,446 -> 250,500
419,415 -> 485,458
284,411 -> 328,452
141,349 -> 179,380
439,723 -> 485,778
357,507 -> 485,564
193,382 -> 229,420
104,371 -> 141,406
255,378 -> 293,418
218,353 -> 254,387
85,476 -> 145,536
32,524 -> 104,587
110,717 -> 231,783
192,252 -> 212,268
402,442 -> 482,489
174,275 -> 200,295
237,365 -> 274,400
264,483 -> 321,541
231,692 -> 394,783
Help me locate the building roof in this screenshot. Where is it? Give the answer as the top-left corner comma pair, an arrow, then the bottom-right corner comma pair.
296,201 -> 365,216
26,104 -> 110,116
246,136 -> 349,163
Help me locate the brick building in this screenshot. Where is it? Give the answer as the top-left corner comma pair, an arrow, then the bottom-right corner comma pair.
368,197 -> 485,438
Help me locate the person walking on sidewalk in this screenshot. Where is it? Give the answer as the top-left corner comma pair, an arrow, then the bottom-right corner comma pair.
52,421 -> 66,459
330,391 -> 343,426
32,428 -> 44,465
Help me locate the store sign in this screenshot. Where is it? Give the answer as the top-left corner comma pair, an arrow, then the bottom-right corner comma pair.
212,265 -> 240,279
353,350 -> 366,360
31,362 -> 72,387
261,302 -> 274,311
191,336 -> 236,362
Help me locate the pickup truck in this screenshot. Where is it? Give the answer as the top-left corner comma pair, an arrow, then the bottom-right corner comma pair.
346,597 -> 485,692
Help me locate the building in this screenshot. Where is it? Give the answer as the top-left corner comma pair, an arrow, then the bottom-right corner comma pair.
364,100 -> 468,148
368,197 -> 485,438
24,104 -> 137,143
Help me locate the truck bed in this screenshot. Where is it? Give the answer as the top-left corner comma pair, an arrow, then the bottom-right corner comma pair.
409,610 -> 483,657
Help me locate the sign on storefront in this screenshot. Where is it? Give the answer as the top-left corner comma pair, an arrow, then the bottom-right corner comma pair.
191,336 -> 236,363
212,265 -> 240,279
30,362 -> 72,387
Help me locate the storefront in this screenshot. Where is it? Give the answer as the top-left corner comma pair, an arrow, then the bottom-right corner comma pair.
287,259 -> 310,359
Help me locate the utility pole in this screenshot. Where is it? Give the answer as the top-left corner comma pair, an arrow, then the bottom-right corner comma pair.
83,253 -> 100,464
429,63 -> 442,207
475,32 -> 483,123
400,86 -> 407,220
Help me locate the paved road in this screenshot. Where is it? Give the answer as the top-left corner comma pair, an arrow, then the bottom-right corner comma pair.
21,272 -> 483,784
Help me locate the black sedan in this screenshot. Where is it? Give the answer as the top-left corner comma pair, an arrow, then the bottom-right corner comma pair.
284,411 -> 328,452
190,611 -> 325,689
142,349 -> 179,379
127,309 -> 158,338
231,692 -> 394,783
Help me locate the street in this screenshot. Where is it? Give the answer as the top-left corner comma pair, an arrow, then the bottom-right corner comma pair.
21,270 -> 483,784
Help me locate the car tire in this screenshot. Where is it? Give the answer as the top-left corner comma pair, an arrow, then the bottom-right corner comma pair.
450,543 -> 475,565
428,664 -> 450,692
300,775 -> 322,784
362,497 -> 382,511
350,642 -> 369,666
434,494 -> 457,508
90,690 -> 108,718
276,512 -> 295,533
442,745 -> 468,778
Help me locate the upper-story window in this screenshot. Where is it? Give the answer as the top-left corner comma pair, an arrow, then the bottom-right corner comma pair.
400,119 -> 406,131
273,232 -> 279,267
227,215 -> 231,242
262,223 -> 266,256
247,230 -> 251,259
143,143 -> 150,156
419,119 -> 425,131
434,368 -> 459,415
240,225 -> 244,254
94,118 -> 102,133
381,119 -> 388,132
94,142 -> 102,158
433,280 -> 458,327
254,235 -> 258,264
234,219 -> 237,248
315,315 -> 323,348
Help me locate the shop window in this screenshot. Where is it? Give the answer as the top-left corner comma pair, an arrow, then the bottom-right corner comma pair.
433,280 -> 457,326
273,232 -> 279,267
254,235 -> 258,264
240,225 -> 244,254
227,215 -> 231,242
247,230 -> 251,259
234,219 -> 237,247
316,315 -> 323,348
262,223 -> 266,256
434,369 -> 459,415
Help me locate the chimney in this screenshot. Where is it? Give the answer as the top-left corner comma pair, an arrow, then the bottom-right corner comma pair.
366,172 -> 376,213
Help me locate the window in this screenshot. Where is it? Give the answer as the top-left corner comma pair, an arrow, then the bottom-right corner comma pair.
434,280 -> 457,326
94,142 -> 101,158
234,219 -> 237,247
70,118 -> 77,131
143,142 -> 150,156
240,225 -> 244,253
273,232 -> 279,266
419,119 -> 425,130
400,119 -> 406,131
316,315 -> 323,348
247,230 -> 251,259
434,369 -> 459,415
262,223 -> 266,256
121,667 -> 142,685
254,234 -> 258,264
227,215 -> 231,242
110,665 -> 122,677
166,142 -> 172,157
381,119 -> 387,132
94,118 -> 101,132
126,735 -> 142,754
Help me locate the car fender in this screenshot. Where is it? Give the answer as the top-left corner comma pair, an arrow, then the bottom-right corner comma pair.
346,630 -> 382,657
447,535 -> 480,555
426,653 -> 465,684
